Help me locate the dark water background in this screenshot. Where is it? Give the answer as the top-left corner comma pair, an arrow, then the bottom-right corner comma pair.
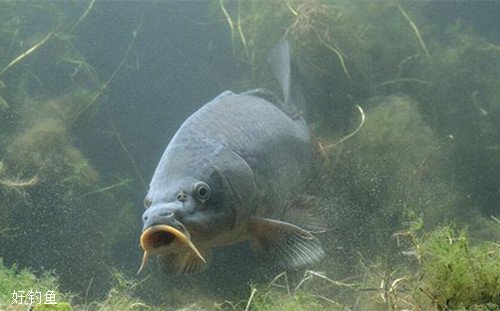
1,1 -> 499,308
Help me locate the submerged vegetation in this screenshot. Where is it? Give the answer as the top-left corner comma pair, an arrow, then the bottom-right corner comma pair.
0,259 -> 71,310
224,224 -> 499,311
1,0 -> 499,310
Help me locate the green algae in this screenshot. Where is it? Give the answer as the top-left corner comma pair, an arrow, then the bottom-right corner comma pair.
0,0 -> 500,310
417,226 -> 500,309
0,259 -> 71,310
79,271 -> 154,311
0,0 -> 141,301
218,222 -> 499,310
33,303 -> 73,311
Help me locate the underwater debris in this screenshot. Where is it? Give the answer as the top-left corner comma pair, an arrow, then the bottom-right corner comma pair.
286,0 -> 351,80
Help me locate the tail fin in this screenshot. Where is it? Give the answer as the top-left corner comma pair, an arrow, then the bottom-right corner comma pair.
267,39 -> 306,119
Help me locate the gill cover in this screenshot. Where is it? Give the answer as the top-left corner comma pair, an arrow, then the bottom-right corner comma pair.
212,145 -> 256,205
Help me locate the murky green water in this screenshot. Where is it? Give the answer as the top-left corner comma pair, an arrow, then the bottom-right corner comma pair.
1,1 -> 499,310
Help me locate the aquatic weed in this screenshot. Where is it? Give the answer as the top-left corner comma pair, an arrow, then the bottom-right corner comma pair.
416,226 -> 500,309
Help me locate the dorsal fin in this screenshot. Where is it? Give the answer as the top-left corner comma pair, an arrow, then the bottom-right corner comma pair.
267,39 -> 306,121
240,88 -> 288,112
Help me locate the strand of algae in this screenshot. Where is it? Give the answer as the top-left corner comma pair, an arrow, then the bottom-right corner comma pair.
0,30 -> 55,78
322,104 -> 365,150
219,0 -> 235,48
244,288 -> 258,311
60,2 -> 149,192
0,1 -> 99,193
478,43 -> 500,51
81,178 -> 130,196
70,1 -> 149,190
398,3 -> 431,59
237,0 -> 252,62
0,0 -> 96,89
219,0 -> 251,62
0,0 -> 94,79
70,0 -> 96,33
315,32 -> 351,80
381,78 -> 431,86
109,116 -> 147,190
286,1 -> 298,16
0,175 -> 39,188
0,0 -> 146,192
295,270 -> 359,292
286,1 -> 351,80
71,21 -> 143,124
316,105 -> 365,169
68,1 -> 155,125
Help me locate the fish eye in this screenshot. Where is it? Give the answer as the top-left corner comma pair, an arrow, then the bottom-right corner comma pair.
193,182 -> 211,202
144,197 -> 152,209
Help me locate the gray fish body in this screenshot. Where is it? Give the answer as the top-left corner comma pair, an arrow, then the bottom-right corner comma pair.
140,40 -> 324,274
146,90 -> 310,237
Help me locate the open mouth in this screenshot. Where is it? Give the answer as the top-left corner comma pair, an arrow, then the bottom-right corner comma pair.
142,227 -> 176,250
137,224 -> 206,274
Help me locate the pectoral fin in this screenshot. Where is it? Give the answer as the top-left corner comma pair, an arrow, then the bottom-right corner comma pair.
248,217 -> 324,269
159,250 -> 211,275
271,195 -> 329,234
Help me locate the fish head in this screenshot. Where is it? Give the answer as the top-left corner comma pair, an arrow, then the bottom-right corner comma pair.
138,144 -> 256,273
141,174 -> 237,255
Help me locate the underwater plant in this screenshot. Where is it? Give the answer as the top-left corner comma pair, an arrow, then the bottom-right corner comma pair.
0,0 -> 143,302
0,258 -> 71,310
0,0 -> 499,310
415,226 -> 500,309
376,223 -> 500,310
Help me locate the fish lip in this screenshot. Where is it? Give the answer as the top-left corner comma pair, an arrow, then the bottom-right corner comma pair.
138,224 -> 207,274
140,224 -> 189,253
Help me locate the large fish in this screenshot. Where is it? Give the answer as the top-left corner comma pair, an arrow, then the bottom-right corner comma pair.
138,40 -> 324,274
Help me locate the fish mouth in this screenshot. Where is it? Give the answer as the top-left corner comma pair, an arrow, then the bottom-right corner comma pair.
141,226 -> 177,250
138,224 -> 206,274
